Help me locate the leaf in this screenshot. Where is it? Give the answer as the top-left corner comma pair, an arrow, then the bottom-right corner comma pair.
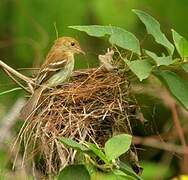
86,142 -> 109,164
119,162 -> 143,180
172,29 -> 188,59
58,165 -> 90,180
133,9 -> 174,55
70,25 -> 140,55
113,170 -> 136,180
90,171 -> 117,180
181,63 -> 188,72
125,59 -> 153,81
91,170 -> 134,180
104,134 -> 132,161
145,50 -> 173,66
0,87 -> 22,96
155,70 -> 188,110
58,137 -> 89,152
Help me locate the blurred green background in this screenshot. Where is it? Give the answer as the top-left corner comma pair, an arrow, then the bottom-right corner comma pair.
0,0 -> 188,179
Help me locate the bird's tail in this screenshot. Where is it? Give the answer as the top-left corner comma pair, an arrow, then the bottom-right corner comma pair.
20,87 -> 44,120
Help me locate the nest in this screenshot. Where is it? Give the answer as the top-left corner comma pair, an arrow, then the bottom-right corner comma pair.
16,67 -> 138,176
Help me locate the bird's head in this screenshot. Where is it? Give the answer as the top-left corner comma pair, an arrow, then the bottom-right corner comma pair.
54,37 -> 85,55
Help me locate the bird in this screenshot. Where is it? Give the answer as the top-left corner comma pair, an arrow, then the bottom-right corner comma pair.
20,36 -> 85,119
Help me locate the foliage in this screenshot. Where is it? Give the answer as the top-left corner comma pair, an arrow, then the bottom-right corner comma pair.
70,25 -> 140,54
57,10 -> 188,178
57,165 -> 90,180
132,9 -> 174,55
70,9 -> 188,111
58,134 -> 142,180
104,134 -> 132,162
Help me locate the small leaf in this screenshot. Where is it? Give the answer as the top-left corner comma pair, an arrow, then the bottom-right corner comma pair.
58,137 -> 88,152
86,142 -> 109,164
58,165 -> 90,180
133,9 -> 174,55
155,70 -> 188,110
70,25 -> 140,55
119,162 -> 143,180
125,59 -> 153,81
181,63 -> 188,72
172,29 -> 188,59
91,171 -> 116,180
104,134 -> 132,161
0,87 -> 22,96
91,170 -> 134,180
113,170 -> 135,180
145,50 -> 173,66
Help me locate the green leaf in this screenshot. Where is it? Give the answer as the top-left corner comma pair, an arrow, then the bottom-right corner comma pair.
145,50 -> 173,66
125,59 -> 153,81
155,70 -> 188,110
0,87 -> 22,96
113,170 -> 136,180
70,25 -> 140,55
104,134 -> 132,161
181,63 -> 188,72
58,165 -> 90,180
91,170 -> 134,180
86,142 -> 109,164
58,137 -> 89,152
119,162 -> 143,180
172,29 -> 188,59
133,9 -> 174,55
91,171 -> 117,180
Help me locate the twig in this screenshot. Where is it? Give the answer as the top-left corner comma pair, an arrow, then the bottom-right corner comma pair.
170,103 -> 188,172
162,90 -> 188,173
0,98 -> 25,144
17,67 -> 40,71
133,136 -> 188,155
0,60 -> 33,83
0,60 -> 34,93
133,84 -> 188,173
3,68 -> 31,93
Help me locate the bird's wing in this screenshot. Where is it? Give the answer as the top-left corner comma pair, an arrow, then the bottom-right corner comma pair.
35,50 -> 68,86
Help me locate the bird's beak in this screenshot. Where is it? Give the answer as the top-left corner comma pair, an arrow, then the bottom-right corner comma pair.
76,46 -> 85,55
78,48 -> 85,55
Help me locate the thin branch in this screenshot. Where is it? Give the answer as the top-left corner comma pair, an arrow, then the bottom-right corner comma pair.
133,136 -> 188,155
3,68 -> 31,93
0,60 -> 34,84
0,98 -> 25,144
161,90 -> 188,173
0,60 -> 34,93
17,67 -> 40,72
170,103 -> 188,172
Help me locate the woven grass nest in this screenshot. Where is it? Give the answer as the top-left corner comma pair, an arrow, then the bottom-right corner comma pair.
17,67 -> 139,176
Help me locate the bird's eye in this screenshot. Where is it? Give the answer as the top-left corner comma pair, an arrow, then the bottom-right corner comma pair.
71,42 -> 75,46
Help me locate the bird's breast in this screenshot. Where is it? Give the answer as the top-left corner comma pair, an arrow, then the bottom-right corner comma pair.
47,55 -> 74,87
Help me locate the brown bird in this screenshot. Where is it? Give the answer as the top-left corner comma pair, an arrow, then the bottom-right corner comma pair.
20,37 -> 85,119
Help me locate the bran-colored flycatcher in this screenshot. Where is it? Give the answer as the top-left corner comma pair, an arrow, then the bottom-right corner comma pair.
20,37 -> 85,119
